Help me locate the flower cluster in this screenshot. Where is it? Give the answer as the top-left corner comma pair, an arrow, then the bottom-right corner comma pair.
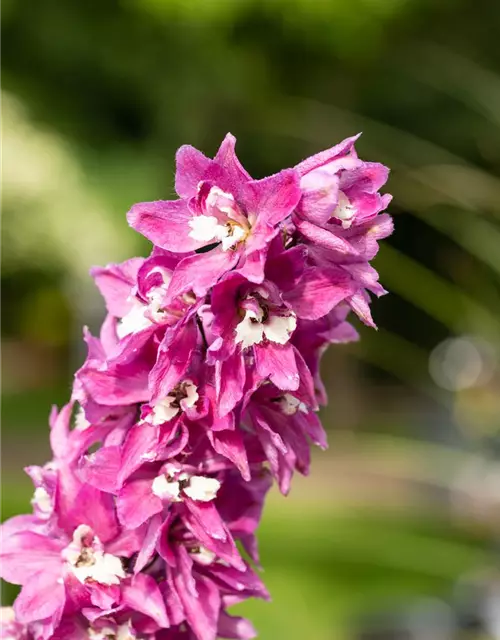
1,134 -> 392,640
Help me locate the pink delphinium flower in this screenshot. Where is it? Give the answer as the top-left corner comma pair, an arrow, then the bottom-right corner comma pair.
1,133 -> 392,639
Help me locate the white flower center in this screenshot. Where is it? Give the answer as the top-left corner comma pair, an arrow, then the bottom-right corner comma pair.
152,473 -> 220,503
89,622 -> 137,640
190,546 -> 216,566
64,525 -> 125,586
74,406 -> 91,431
279,393 -> 308,416
235,309 -> 296,349
117,298 -> 153,339
150,380 -> 199,425
117,269 -> 171,339
188,187 -> 249,251
183,476 -> 221,502
151,474 -> 182,501
0,607 -> 16,624
31,487 -> 52,517
332,190 -> 356,229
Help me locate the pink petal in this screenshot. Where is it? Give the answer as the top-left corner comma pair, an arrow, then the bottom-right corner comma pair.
0,532 -> 63,585
298,169 -> 339,225
173,550 -> 220,640
207,429 -> 250,481
295,134 -> 361,176
167,249 -> 238,299
90,258 -> 144,317
294,217 -> 359,258
349,290 -> 376,328
127,199 -> 200,252
118,423 -> 160,486
254,343 -> 299,390
122,573 -> 169,628
79,361 -> 149,406
235,247 -> 269,284
117,478 -> 162,530
49,402 -> 73,460
214,133 -> 252,183
149,317 -> 198,402
215,350 -> 246,418
134,514 -> 163,573
89,583 -> 120,610
105,525 -> 146,557
78,445 -> 122,494
218,611 -> 257,639
184,500 -> 227,542
285,266 -> 356,320
245,169 -> 301,228
57,469 -> 119,543
175,144 -> 212,199
14,570 -> 64,625
265,244 -> 307,292
160,573 -> 185,626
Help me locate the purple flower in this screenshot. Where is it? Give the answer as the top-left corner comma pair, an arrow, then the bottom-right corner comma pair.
1,133 -> 392,639
127,134 -> 302,296
293,134 -> 393,326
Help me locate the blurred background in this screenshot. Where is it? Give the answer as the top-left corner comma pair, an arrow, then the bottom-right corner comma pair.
2,0 -> 500,637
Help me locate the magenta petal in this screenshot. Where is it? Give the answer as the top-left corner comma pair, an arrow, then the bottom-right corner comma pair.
295,134 -> 361,176
349,290 -> 376,328
285,266 -> 355,320
294,217 -> 359,258
122,573 -> 169,628
117,479 -> 162,530
0,514 -> 45,538
235,247 -> 269,284
127,199 -> 200,252
0,532 -> 62,585
214,133 -> 252,184
79,445 -> 122,494
149,317 -> 198,402
118,423 -> 160,486
90,258 -> 144,317
207,429 -> 250,481
57,470 -> 119,543
299,169 -> 339,225
218,611 -> 257,639
14,570 -> 64,626
347,212 -> 393,260
173,550 -> 220,640
79,361 -> 149,406
215,350 -> 246,418
134,514 -> 163,573
49,402 -> 73,461
89,583 -> 120,610
167,249 -> 238,299
208,562 -> 268,599
175,144 -> 212,199
175,543 -> 197,596
300,411 -> 328,449
157,513 -> 177,568
184,500 -> 227,542
245,169 -> 301,227
105,525 -> 146,557
254,343 -> 299,390
265,244 -> 307,292
160,574 -> 185,627
344,262 -> 386,296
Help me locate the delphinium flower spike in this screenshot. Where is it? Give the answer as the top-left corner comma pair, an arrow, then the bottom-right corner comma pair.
1,133 -> 392,640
